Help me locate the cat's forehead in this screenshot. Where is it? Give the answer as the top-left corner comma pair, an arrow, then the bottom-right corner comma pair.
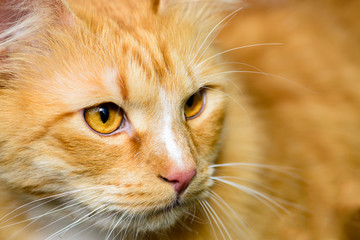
102,32 -> 199,103
101,65 -> 189,106
46,21 -> 216,110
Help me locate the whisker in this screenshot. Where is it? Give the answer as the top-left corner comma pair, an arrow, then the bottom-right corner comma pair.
204,200 -> 232,240
215,61 -> 265,72
185,30 -> 202,64
271,196 -> 308,212
212,175 -> 304,211
212,180 -> 283,217
209,190 -> 253,240
36,207 -> 90,239
212,177 -> 291,216
69,210 -> 116,240
106,210 -> 129,240
44,205 -> 104,240
118,213 -> 135,240
0,186 -> 105,224
200,70 -> 316,93
178,217 -> 196,233
189,7 -> 243,67
212,61 -> 265,94
196,43 -> 282,68
214,176 -> 287,198
104,212 -> 121,240
202,86 -> 251,122
35,201 -> 100,233
199,200 -> 218,240
0,189 -> 103,230
7,197 -> 96,240
210,163 -> 304,181
202,201 -> 224,240
194,10 -> 239,66
214,61 -> 308,95
184,205 -> 203,224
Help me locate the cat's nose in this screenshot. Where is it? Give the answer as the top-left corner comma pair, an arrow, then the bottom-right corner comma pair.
161,169 -> 197,194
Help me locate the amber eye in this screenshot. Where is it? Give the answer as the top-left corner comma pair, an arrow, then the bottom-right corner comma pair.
84,103 -> 123,134
184,89 -> 206,119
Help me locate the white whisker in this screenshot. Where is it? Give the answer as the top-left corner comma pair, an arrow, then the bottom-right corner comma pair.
209,190 -> 253,240
7,196 -> 96,240
69,211 -> 116,239
204,200 -> 232,240
195,11 -> 239,66
104,212 -> 121,240
118,213 -> 135,240
184,205 -> 203,224
211,177 -> 291,216
200,70 -> 316,93
44,205 -> 103,240
105,211 -> 128,240
199,200 -> 218,240
189,7 -> 243,67
212,61 -> 266,94
196,43 -> 282,68
0,186 -> 104,224
185,30 -> 202,64
215,61 -> 265,72
35,200 -> 100,233
214,176 -> 285,197
0,191 -> 97,230
202,86 -> 251,122
210,163 -> 304,181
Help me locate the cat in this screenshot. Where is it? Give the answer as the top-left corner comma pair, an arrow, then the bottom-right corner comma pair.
0,0 -> 360,240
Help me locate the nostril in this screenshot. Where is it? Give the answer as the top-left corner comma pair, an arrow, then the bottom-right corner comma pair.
160,169 -> 197,195
160,176 -> 178,184
160,176 -> 180,187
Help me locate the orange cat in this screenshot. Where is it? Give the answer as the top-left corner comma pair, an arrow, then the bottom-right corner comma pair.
0,0 -> 359,240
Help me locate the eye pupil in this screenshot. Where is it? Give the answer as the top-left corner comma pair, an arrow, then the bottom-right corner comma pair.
184,90 -> 205,119
99,106 -> 109,123
84,102 -> 124,135
186,96 -> 194,108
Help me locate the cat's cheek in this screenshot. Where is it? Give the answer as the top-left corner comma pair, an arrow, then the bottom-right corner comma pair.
45,113 -> 136,170
187,97 -> 226,158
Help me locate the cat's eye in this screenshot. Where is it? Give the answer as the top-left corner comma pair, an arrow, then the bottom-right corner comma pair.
84,103 -> 124,135
184,89 -> 206,119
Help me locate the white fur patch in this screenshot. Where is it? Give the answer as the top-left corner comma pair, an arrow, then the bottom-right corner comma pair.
160,89 -> 184,169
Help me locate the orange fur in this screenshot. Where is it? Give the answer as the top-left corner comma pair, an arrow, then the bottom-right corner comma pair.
0,0 -> 359,239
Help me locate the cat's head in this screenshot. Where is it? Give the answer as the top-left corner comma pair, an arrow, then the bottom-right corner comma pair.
0,0 -> 241,233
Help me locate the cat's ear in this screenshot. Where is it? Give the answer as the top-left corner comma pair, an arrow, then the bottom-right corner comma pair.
0,0 -> 75,52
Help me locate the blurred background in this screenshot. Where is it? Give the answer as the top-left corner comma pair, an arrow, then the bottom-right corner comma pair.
217,0 -> 360,239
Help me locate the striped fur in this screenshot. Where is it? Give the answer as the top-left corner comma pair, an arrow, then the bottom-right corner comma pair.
1,0 -> 360,240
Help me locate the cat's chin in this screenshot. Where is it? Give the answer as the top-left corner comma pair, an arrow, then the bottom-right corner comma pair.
29,200 -> 193,240
114,200 -> 195,232
52,194 -> 201,235
80,201 -> 193,235
91,182 -> 212,233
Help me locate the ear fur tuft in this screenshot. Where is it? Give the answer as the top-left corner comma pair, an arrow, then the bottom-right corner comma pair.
0,0 -> 74,48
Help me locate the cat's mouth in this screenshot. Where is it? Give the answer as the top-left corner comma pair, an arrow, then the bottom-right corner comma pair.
156,199 -> 182,214
139,196 -> 197,221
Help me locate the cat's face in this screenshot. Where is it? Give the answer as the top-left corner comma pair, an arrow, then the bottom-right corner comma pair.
0,0 -> 231,233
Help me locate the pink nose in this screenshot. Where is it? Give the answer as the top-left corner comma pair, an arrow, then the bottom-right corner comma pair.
161,169 -> 197,194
